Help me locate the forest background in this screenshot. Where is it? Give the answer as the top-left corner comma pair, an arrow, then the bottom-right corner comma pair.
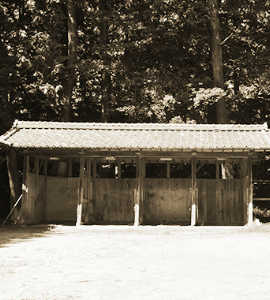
0,0 -> 270,218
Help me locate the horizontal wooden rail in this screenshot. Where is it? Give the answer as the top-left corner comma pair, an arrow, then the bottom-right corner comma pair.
253,180 -> 270,183
254,198 -> 270,201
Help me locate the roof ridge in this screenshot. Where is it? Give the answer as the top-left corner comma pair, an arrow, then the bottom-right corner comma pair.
14,120 -> 268,131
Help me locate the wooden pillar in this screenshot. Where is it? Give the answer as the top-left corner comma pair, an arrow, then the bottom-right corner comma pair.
134,156 -> 144,226
191,158 -> 198,226
86,159 -> 94,224
116,160 -> 121,179
6,148 -> 20,222
166,162 -> 170,178
92,159 -> 97,223
43,159 -> 48,222
242,158 -> 253,226
247,158 -> 253,226
21,155 -> 29,223
33,156 -> 39,223
216,159 -> 222,226
76,157 -> 85,226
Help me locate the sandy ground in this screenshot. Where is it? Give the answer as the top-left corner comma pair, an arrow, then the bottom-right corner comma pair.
0,224 -> 270,300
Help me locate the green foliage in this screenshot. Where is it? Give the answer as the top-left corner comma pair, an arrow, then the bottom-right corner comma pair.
0,0 -> 269,125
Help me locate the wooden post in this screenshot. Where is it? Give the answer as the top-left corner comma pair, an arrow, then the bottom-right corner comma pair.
22,155 -> 27,222
43,159 -> 48,223
242,158 -> 253,226
92,159 -> 97,223
116,160 -> 121,179
134,158 -> 140,226
22,155 -> 30,223
6,149 -> 20,222
86,159 -> 94,224
216,159 -> 222,226
76,157 -> 85,226
191,158 -> 198,226
166,162 -> 170,178
247,158 -> 253,226
134,156 -> 144,226
34,156 -> 39,223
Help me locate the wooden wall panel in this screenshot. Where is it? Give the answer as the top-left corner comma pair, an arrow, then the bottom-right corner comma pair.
143,179 -> 191,225
94,179 -> 136,224
197,179 -> 244,225
46,177 -> 79,223
23,173 -> 46,224
197,179 -> 216,225
216,179 -> 244,225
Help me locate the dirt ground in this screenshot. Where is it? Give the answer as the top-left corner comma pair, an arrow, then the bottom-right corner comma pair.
0,224 -> 270,300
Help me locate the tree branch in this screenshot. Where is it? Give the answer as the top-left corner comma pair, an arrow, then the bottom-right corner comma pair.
220,33 -> 233,46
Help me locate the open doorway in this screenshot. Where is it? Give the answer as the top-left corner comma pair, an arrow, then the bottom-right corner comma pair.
0,160 -> 10,221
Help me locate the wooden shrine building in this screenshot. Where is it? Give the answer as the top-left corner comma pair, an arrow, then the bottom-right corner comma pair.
1,120 -> 270,226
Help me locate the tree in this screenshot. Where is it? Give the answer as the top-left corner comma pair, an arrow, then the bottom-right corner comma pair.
61,0 -> 78,121
208,0 -> 228,123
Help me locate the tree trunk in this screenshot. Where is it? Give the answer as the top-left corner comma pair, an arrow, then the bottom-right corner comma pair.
99,2 -> 112,123
209,0 -> 228,123
62,0 -> 77,122
101,72 -> 111,123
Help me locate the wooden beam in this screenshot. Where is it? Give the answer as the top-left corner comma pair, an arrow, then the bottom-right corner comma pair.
191,158 -> 198,226
25,151 -> 252,160
76,157 -> 85,226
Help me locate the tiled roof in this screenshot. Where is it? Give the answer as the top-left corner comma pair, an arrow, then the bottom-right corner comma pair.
1,120 -> 270,152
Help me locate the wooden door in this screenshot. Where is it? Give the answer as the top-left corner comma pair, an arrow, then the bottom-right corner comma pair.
94,178 -> 136,224
46,177 -> 79,223
197,159 -> 245,225
93,159 -> 136,224
143,178 -> 192,225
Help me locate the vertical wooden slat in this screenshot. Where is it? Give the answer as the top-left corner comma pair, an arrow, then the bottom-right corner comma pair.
191,158 -> 197,226
76,157 -> 85,226
68,158 -> 72,177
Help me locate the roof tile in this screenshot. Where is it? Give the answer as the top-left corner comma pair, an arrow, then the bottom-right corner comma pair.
0,120 -> 269,152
